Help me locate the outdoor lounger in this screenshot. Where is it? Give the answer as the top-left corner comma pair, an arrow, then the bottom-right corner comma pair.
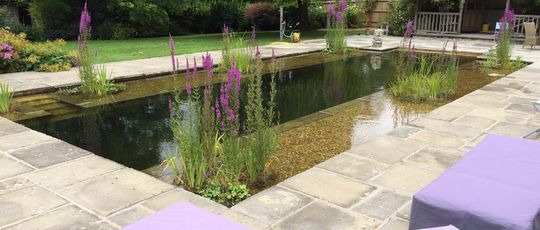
409,134 -> 540,230
123,201 -> 247,230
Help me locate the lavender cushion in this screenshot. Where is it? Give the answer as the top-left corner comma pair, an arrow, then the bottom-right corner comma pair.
123,201 -> 248,230
410,134 -> 540,230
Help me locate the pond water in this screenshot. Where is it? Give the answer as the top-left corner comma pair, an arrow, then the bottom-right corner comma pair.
18,51 -> 494,181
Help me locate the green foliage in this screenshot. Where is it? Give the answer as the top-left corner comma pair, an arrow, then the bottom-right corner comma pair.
388,0 -> 415,36
201,182 -> 250,207
244,2 -> 279,31
390,50 -> 459,103
244,53 -> 278,184
221,30 -> 256,74
0,82 -> 13,114
480,28 -> 526,73
346,4 -> 365,28
0,28 -> 71,73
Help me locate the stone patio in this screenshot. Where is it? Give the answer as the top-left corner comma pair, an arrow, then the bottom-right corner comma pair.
0,36 -> 539,229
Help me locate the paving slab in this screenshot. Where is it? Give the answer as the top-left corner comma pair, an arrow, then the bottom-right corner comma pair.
467,108 -> 531,124
349,135 -> 424,164
406,146 -> 464,171
108,205 -> 154,227
505,103 -> 538,114
232,186 -> 312,225
0,186 -> 67,226
219,210 -> 269,230
0,118 -> 29,138
9,141 -> 91,168
408,117 -> 482,139
485,122 -> 537,137
452,115 -> 496,130
5,205 -> 115,230
141,188 -> 227,214
0,177 -> 33,195
372,164 -> 440,194
0,154 -> 33,180
378,218 -> 409,230
424,103 -> 475,121
0,130 -> 55,152
410,130 -> 467,149
282,168 -> 376,208
317,153 -> 388,181
27,155 -> 124,190
272,201 -> 380,230
352,190 -> 409,220
396,202 -> 412,220
60,168 -> 173,216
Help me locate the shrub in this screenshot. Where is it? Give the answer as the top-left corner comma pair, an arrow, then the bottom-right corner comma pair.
388,0 -> 415,36
308,5 -> 326,29
243,3 -> 278,31
346,4 -> 365,28
0,28 -> 71,73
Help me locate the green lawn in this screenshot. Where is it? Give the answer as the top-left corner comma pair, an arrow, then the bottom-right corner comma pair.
64,31 -> 331,63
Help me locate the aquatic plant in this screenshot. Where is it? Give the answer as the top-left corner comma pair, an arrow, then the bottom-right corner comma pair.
201,182 -> 250,207
75,2 -> 121,97
481,9 -> 524,73
325,0 -> 348,54
244,48 -> 278,184
391,38 -> 459,103
0,82 -> 13,113
221,24 -> 256,73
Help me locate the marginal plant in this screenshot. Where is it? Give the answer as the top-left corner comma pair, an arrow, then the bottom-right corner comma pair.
221,23 -> 256,73
325,0 -> 348,54
75,2 -> 121,97
481,9 -> 525,73
391,38 -> 459,103
0,82 -> 13,114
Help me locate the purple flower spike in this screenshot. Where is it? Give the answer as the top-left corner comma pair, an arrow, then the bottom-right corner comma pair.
335,12 -> 344,22
79,1 -> 91,35
405,21 -> 414,38
169,34 -> 175,73
223,23 -> 229,36
193,57 -> 198,81
327,3 -> 336,16
338,0 -> 348,12
185,58 -> 191,96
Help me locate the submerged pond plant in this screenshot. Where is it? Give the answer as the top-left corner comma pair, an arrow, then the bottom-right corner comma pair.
390,38 -> 459,103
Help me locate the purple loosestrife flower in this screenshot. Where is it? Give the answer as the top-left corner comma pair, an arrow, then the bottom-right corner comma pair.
185,58 -> 191,96
79,2 -> 91,35
327,3 -> 336,17
405,21 -> 414,38
223,23 -> 229,37
193,57 -> 198,81
339,0 -> 348,13
203,52 -> 213,79
500,9 -> 515,25
169,34 -> 175,73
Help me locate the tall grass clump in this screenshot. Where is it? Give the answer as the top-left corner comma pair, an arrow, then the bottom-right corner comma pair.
390,30 -> 459,103
481,9 -> 525,73
221,24 -> 256,73
325,0 -> 348,54
74,2 -> 121,97
0,82 -> 13,114
165,35 -> 280,206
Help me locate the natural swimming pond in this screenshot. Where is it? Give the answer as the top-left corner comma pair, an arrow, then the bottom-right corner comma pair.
17,51 -> 497,185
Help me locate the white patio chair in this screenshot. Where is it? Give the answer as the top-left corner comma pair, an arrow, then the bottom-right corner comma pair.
523,22 -> 540,48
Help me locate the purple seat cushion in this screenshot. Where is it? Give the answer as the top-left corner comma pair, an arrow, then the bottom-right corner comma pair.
123,201 -> 248,230
410,134 -> 540,230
